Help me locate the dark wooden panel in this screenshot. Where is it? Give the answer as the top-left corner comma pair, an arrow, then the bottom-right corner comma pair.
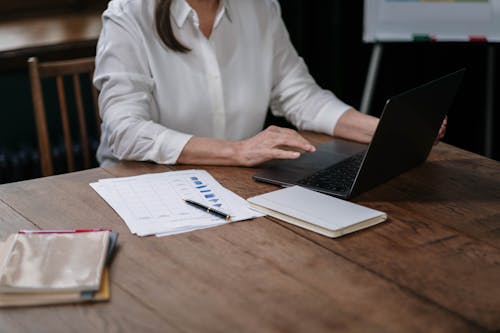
0,12 -> 101,53
0,10 -> 101,71
0,1 -> 104,19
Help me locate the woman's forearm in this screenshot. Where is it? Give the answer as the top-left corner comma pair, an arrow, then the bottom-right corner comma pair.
177,126 -> 316,166
176,137 -> 240,166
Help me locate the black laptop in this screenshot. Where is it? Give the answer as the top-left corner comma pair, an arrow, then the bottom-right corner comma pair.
253,69 -> 465,199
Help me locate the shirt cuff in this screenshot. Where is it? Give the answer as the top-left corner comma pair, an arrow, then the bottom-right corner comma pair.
306,99 -> 352,136
146,129 -> 193,165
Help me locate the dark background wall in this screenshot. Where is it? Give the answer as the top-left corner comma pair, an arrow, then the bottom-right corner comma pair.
278,0 -> 499,161
0,0 -> 498,183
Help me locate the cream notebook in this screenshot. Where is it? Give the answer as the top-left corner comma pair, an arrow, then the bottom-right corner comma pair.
247,186 -> 387,238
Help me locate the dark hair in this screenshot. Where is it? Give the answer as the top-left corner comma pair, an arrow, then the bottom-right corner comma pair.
155,0 -> 191,53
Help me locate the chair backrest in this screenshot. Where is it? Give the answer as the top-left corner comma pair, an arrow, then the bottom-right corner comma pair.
28,57 -> 100,177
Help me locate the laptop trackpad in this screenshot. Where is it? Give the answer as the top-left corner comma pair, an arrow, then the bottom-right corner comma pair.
254,139 -> 368,186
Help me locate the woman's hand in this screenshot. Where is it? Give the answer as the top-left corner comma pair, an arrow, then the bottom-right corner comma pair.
434,116 -> 447,145
333,109 -> 447,146
234,125 -> 316,166
177,126 -> 315,166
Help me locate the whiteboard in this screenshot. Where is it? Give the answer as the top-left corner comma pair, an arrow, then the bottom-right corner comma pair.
364,0 -> 500,43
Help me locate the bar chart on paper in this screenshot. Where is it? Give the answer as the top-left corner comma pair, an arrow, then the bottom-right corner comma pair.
190,176 -> 224,208
90,170 -> 262,237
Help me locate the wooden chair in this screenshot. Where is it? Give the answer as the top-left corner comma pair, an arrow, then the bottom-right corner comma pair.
28,57 -> 100,177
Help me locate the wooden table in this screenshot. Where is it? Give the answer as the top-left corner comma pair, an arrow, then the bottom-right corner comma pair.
0,133 -> 499,332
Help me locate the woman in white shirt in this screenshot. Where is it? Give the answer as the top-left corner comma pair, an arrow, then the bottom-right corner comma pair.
94,0 -> 443,166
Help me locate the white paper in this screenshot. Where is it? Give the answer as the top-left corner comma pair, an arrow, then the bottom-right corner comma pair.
90,170 -> 262,237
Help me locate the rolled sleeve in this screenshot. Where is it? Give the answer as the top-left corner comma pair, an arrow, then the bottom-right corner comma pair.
304,96 -> 350,135
269,0 -> 351,136
94,1 -> 192,165
146,129 -> 193,164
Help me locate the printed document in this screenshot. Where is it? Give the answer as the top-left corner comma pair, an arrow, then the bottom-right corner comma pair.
90,170 -> 262,237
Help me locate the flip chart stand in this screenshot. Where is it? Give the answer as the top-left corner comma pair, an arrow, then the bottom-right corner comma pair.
360,43 -> 383,115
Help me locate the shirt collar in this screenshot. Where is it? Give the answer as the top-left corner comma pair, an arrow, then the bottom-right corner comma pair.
171,0 -> 232,29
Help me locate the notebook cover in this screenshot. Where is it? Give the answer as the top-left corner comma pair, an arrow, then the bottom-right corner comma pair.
248,186 -> 387,238
0,231 -> 110,292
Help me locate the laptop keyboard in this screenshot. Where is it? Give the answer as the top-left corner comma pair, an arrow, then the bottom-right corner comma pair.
296,151 -> 366,194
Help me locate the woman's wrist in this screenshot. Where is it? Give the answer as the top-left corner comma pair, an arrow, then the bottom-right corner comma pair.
333,108 -> 379,144
177,137 -> 241,165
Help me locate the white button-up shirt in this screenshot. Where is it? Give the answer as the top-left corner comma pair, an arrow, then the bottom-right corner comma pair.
94,0 -> 351,165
